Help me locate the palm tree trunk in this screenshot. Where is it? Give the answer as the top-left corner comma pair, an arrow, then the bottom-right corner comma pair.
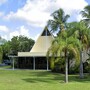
68,59 -> 70,74
60,24 -> 64,32
65,51 -> 68,83
79,50 -> 84,78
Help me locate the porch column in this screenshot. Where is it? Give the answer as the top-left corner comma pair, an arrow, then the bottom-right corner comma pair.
12,57 -> 14,70
33,57 -> 35,70
47,59 -> 48,71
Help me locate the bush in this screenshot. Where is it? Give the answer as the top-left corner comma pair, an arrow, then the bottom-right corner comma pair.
50,58 -> 65,73
50,58 -> 79,74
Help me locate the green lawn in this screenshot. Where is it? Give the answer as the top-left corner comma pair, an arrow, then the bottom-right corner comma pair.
0,69 -> 90,90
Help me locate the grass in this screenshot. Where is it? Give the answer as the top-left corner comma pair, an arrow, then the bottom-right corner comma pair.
0,69 -> 90,90
0,65 -> 12,69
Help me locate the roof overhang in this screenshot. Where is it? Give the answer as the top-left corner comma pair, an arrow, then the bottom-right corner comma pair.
18,52 -> 47,57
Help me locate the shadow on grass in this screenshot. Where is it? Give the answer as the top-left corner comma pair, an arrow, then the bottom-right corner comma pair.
22,71 -> 65,83
69,74 -> 90,83
22,71 -> 90,83
23,77 -> 63,83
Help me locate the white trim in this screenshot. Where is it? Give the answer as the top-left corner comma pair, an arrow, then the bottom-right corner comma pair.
12,58 -> 14,70
33,57 -> 35,70
47,59 -> 49,71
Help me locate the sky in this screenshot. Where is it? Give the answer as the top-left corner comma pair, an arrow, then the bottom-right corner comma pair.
0,0 -> 90,41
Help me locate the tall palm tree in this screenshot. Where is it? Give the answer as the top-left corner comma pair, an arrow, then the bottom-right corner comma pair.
66,21 -> 89,78
47,8 -> 70,35
81,5 -> 90,19
47,31 -> 80,83
80,5 -> 90,27
80,5 -> 90,55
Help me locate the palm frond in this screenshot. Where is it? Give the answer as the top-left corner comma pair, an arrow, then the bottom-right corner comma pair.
67,44 -> 80,61
80,5 -> 90,18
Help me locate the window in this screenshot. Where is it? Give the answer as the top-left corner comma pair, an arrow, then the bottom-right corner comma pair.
41,30 -> 51,36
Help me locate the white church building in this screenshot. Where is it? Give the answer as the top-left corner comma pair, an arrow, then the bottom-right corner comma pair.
17,27 -> 54,70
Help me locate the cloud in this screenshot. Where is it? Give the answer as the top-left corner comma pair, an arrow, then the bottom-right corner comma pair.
0,12 -> 4,17
9,26 -> 30,39
0,0 -> 7,5
0,25 -> 9,32
1,25 -> 40,40
34,33 -> 40,41
76,14 -> 84,21
1,35 -> 8,40
5,0 -> 88,27
56,0 -> 87,10
9,25 -> 40,41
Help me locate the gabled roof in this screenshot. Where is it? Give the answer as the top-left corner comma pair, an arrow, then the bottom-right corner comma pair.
18,27 -> 54,56
30,26 -> 54,53
41,26 -> 51,36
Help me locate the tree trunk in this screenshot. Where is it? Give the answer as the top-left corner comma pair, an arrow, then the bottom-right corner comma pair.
65,51 -> 68,83
79,50 -> 84,78
68,59 -> 70,74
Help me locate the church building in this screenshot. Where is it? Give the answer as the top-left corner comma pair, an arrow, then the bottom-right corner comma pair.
17,27 -> 54,70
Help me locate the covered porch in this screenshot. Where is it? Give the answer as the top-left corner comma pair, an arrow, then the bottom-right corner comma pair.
9,55 -> 50,70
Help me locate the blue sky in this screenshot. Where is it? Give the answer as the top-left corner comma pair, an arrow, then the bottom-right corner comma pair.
0,0 -> 90,41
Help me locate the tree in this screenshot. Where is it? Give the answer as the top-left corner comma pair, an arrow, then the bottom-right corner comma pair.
47,8 -> 70,35
0,46 -> 3,63
2,41 -> 11,59
9,35 -> 35,55
80,5 -> 90,27
0,36 -> 7,45
81,5 -> 90,19
10,36 -> 20,55
18,35 -> 34,52
47,31 -> 80,83
66,21 -> 89,78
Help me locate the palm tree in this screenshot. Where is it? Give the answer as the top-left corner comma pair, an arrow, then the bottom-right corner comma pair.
81,5 -> 90,19
80,5 -> 90,27
66,21 -> 89,78
47,8 -> 70,35
80,4 -> 90,57
47,31 -> 80,83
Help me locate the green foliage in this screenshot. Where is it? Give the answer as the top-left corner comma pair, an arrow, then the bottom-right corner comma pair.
18,35 -> 35,52
49,58 -> 55,70
47,29 -> 81,83
69,63 -> 79,74
2,41 -> 11,59
84,53 -> 90,73
47,31 -> 80,62
47,8 -> 70,34
48,57 -> 65,73
47,7 -> 90,80
53,58 -> 65,73
10,36 -> 20,55
0,46 -> 3,63
3,35 -> 35,56
67,21 -> 89,78
0,36 -> 7,45
1,35 -> 35,61
80,5 -> 90,18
